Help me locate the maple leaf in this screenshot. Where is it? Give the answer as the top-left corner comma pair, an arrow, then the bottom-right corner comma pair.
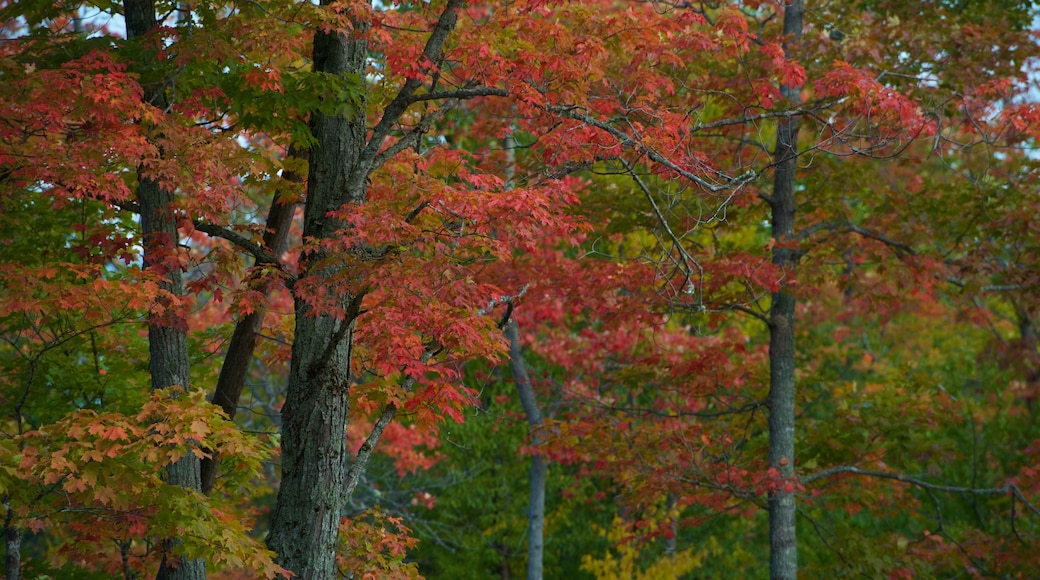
103,426 -> 129,441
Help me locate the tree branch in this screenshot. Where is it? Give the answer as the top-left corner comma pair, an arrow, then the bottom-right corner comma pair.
590,399 -> 764,419
549,105 -> 759,192
845,224 -> 916,258
202,148 -> 302,494
477,285 -> 530,317
115,202 -> 285,267
689,104 -> 839,133
620,157 -> 705,307
344,402 -> 398,500
945,277 -> 1025,293
406,86 -> 509,103
343,344 -> 439,500
306,290 -> 368,382
192,221 -> 280,265
373,96 -> 461,169
802,465 -> 1040,520
362,0 -> 466,167
798,220 -> 1030,295
718,303 -> 771,326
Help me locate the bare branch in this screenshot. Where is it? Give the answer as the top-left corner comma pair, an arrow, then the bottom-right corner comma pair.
192,221 -> 280,265
344,402 -> 398,500
718,303 -> 771,326
406,86 -> 509,103
549,105 -> 759,192
845,224 -> 916,258
478,285 -> 530,316
115,201 -> 285,267
590,399 -> 765,419
689,104 -> 839,133
946,277 -> 1025,293
620,157 -> 705,307
802,465 -> 1040,520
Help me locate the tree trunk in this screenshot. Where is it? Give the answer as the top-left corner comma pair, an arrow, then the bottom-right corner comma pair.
4,502 -> 20,580
201,152 -> 300,494
138,175 -> 206,580
124,2 -> 205,578
264,11 -> 368,578
265,1 -> 465,575
505,320 -> 546,580
767,2 -> 804,579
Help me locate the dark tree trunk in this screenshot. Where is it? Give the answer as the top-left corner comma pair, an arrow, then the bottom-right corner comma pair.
138,175 -> 206,580
265,1 -> 465,575
767,2 -> 804,579
124,2 -> 205,578
505,320 -> 546,580
201,153 -> 300,494
264,11 -> 369,579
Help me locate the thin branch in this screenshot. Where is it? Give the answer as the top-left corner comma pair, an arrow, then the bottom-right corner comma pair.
404,201 -> 429,223
718,303 -> 771,325
549,105 -> 759,192
799,220 -> 1029,295
795,507 -> 850,568
590,399 -> 764,419
688,104 -> 839,133
477,285 -> 530,316
845,224 -> 916,258
802,466 -> 1040,520
946,277 -> 1025,293
344,402 -> 398,500
192,221 -> 280,265
362,0 -> 465,166
406,86 -> 509,103
255,332 -> 291,346
620,157 -> 705,307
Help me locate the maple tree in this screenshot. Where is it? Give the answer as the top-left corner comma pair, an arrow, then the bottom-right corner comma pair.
2,0 -> 1040,578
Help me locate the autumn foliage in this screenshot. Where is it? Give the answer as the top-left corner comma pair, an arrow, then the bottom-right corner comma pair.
2,0 -> 1040,578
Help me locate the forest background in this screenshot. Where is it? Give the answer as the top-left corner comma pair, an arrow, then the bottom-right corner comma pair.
2,0 -> 1040,578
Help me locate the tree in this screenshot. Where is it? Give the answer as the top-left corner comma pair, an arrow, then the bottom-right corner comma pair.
3,1 -> 1040,578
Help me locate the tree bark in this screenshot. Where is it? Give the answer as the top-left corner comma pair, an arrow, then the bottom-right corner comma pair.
124,2 -> 205,578
265,2 -> 465,576
4,502 -> 20,580
502,130 -> 546,580
767,2 -> 804,580
505,320 -> 546,580
201,152 -> 300,494
264,8 -> 368,578
138,175 -> 206,580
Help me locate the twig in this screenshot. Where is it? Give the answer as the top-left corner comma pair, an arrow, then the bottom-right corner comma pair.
549,105 -> 759,193
803,465 -> 1040,520
620,157 -> 706,308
